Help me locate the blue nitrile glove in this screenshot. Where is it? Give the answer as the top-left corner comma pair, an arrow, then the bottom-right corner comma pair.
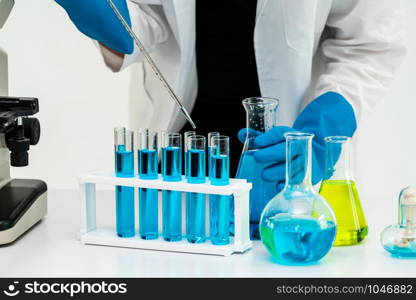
238,92 -> 357,192
55,0 -> 134,54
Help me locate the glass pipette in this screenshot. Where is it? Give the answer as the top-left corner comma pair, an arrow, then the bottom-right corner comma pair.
107,0 -> 196,129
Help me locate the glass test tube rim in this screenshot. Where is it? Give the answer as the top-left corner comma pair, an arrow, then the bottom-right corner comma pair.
162,132 -> 182,147
187,135 -> 206,150
137,129 -> 158,150
208,132 -> 220,147
210,135 -> 230,156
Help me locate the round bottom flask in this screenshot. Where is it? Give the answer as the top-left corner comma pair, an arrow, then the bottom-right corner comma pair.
260,133 -> 336,265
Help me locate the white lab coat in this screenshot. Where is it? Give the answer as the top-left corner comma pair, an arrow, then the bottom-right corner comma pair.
99,0 -> 405,133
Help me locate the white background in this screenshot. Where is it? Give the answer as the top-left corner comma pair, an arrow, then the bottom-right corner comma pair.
1,0 -> 415,214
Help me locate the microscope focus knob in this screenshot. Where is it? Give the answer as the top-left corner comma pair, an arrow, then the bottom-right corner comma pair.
23,117 -> 41,146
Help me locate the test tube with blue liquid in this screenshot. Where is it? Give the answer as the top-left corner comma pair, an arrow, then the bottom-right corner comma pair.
209,136 -> 231,245
138,129 -> 159,240
162,132 -> 183,241
114,127 -> 135,237
186,135 -> 206,243
208,132 -> 220,179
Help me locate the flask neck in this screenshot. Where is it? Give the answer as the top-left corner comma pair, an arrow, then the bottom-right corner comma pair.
242,97 -> 278,150
323,136 -> 353,181
284,133 -> 313,190
398,187 -> 416,227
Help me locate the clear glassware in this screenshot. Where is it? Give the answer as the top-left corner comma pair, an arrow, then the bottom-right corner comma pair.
161,132 -> 182,242
381,186 -> 416,258
236,97 -> 279,239
114,127 -> 135,238
137,129 -> 159,240
319,136 -> 368,246
260,132 -> 336,265
209,135 -> 231,245
185,135 -> 207,243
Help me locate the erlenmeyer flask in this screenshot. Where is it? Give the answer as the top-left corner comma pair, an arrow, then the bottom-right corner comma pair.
236,97 -> 279,239
260,132 -> 336,264
319,136 -> 368,246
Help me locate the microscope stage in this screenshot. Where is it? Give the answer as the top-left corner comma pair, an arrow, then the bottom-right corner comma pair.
0,179 -> 47,245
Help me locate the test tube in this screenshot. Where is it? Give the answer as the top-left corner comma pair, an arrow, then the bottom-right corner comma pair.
162,132 -> 183,242
114,127 -> 135,237
137,129 -> 159,240
208,132 -> 220,181
186,135 -> 206,243
209,136 -> 231,245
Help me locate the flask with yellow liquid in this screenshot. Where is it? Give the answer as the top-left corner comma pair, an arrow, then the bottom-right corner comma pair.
319,136 -> 368,246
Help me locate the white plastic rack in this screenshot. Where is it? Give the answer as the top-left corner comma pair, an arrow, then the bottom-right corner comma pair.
79,172 -> 253,256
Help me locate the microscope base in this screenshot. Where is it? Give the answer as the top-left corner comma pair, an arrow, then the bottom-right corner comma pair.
0,179 -> 47,245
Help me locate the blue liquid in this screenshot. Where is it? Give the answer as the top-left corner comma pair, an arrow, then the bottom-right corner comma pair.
235,150 -> 277,239
210,195 -> 231,245
186,149 -> 205,183
186,193 -> 206,243
115,145 -> 135,237
138,149 -> 158,240
162,146 -> 182,241
260,215 -> 336,264
209,154 -> 231,245
209,154 -> 229,186
384,243 -> 416,258
139,149 -> 158,179
115,145 -> 134,177
162,147 -> 182,181
186,149 -> 206,243
163,190 -> 182,241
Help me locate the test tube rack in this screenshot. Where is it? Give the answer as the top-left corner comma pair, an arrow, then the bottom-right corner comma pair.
79,172 -> 253,256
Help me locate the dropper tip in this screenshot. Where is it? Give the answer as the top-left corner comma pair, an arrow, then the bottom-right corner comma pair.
182,108 -> 196,129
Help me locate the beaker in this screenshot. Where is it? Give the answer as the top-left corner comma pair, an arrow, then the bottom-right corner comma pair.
381,186 -> 416,258
138,129 -> 159,240
162,132 -> 183,242
114,127 -> 135,238
236,97 -> 279,239
319,136 -> 368,246
260,132 -> 336,265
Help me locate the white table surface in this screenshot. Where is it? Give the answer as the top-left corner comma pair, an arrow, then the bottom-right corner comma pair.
1,189 -> 415,278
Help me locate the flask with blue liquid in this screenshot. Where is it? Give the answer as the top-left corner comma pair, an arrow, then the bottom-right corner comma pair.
259,132 -> 337,265
236,97 -> 279,239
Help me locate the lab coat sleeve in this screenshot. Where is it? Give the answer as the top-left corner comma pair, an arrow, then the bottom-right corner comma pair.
99,0 -> 169,72
313,0 -> 406,121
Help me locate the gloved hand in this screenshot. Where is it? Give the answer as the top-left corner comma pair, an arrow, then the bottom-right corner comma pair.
238,92 -> 357,192
55,0 -> 134,54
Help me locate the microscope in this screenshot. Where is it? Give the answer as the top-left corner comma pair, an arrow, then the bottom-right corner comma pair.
0,0 -> 47,245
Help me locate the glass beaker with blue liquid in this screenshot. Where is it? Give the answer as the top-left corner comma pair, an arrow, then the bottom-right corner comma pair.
114,127 -> 135,237
162,132 -> 183,242
138,129 -> 159,240
260,132 -> 336,265
236,97 -> 279,239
